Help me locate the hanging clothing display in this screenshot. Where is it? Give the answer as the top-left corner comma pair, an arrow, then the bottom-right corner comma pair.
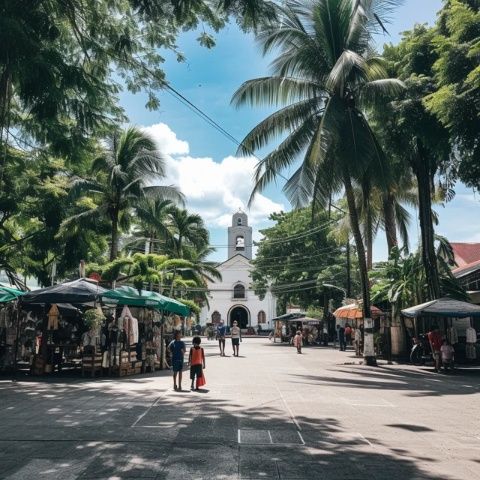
466,326 -> 477,344
47,304 -> 60,330
120,305 -> 138,344
466,326 -> 477,360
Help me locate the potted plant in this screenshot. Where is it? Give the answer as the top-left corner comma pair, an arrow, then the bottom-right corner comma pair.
83,308 -> 105,333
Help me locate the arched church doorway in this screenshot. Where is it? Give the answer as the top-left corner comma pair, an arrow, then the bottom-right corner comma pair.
229,305 -> 249,329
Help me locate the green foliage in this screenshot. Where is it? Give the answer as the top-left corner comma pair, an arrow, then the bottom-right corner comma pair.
0,0 -> 277,156
371,246 -> 468,310
251,207 -> 359,311
0,0 -> 272,290
177,298 -> 201,315
233,0 -> 404,318
83,308 -> 105,331
64,126 -> 183,260
424,0 -> 480,189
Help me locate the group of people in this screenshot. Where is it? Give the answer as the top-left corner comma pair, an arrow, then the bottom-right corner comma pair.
336,323 -> 363,356
168,319 -> 243,391
428,325 -> 455,372
215,319 -> 242,357
168,331 -> 206,392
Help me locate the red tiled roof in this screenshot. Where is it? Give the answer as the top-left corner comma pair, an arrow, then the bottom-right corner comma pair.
450,242 -> 480,267
453,259 -> 480,278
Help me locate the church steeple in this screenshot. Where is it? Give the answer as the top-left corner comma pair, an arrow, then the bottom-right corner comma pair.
228,210 -> 252,260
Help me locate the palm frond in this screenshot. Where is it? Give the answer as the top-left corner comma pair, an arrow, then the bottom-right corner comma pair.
231,77 -> 322,108
248,115 -> 319,206
237,98 -> 321,155
359,78 -> 405,109
143,185 -> 185,206
394,202 -> 411,252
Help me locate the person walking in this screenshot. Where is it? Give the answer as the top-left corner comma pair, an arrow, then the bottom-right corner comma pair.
440,339 -> 455,372
189,336 -> 206,390
168,330 -> 186,391
338,325 -> 346,351
293,330 -> 303,354
334,324 -> 340,349
231,320 -> 242,357
216,320 -> 227,356
427,324 -> 443,372
345,324 -> 352,346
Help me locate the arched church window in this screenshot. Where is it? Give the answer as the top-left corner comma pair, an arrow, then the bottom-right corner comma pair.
235,236 -> 245,250
212,311 -> 221,323
258,310 -> 266,324
233,284 -> 245,299
237,217 -> 242,226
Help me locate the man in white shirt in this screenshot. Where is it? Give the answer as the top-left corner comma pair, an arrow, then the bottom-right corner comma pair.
231,321 -> 242,357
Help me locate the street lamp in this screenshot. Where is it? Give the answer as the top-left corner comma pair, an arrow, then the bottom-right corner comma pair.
322,283 -> 347,305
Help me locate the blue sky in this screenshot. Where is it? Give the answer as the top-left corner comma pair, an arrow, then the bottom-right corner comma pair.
120,0 -> 480,262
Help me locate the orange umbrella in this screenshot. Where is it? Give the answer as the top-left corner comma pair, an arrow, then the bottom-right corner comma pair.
333,303 -> 383,319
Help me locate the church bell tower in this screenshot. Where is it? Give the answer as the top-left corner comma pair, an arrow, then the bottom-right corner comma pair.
228,211 -> 252,260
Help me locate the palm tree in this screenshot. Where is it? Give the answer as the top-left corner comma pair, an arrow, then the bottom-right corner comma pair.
167,207 -> 210,295
231,0 -> 403,364
354,179 -> 417,269
66,127 -> 183,260
167,207 -> 209,258
134,198 -> 176,254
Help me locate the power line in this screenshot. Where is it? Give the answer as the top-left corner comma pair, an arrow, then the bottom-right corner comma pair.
161,82 -> 294,185
137,218 -> 340,247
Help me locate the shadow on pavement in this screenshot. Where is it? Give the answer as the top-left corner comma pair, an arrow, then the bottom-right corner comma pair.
292,363 -> 480,398
0,373 -> 462,480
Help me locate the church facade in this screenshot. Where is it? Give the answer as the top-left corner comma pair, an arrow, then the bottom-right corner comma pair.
200,212 -> 276,329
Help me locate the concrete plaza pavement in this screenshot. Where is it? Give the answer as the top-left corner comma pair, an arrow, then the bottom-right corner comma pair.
0,338 -> 479,479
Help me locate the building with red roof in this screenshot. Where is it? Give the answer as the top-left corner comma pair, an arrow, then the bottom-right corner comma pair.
451,242 -> 480,267
451,243 -> 480,304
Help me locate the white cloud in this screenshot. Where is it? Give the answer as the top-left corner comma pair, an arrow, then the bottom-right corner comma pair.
144,122 -> 285,229
141,122 -> 190,155
455,193 -> 479,204
166,154 -> 285,227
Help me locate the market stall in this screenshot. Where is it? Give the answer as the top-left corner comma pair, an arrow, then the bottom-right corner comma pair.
0,286 -> 25,372
271,313 -> 322,344
272,313 -> 306,342
101,286 -> 190,376
401,297 -> 480,361
19,279 -> 107,375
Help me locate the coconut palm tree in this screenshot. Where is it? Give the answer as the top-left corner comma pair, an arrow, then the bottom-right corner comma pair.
167,207 -> 209,258
65,127 -> 183,260
231,0 -> 403,364
166,207 -> 210,295
134,198 -> 176,254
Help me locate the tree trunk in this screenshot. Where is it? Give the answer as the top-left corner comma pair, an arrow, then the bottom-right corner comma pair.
110,210 -> 119,261
346,241 -> 352,298
343,172 -> 376,365
411,140 -> 441,301
366,205 -> 373,271
383,192 -> 398,254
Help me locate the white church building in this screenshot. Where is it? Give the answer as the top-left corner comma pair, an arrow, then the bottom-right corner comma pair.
200,211 -> 276,329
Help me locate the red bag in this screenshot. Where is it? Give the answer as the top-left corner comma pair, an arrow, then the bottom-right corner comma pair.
196,371 -> 206,388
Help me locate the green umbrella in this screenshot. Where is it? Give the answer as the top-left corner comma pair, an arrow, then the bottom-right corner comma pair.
101,286 -> 189,316
0,286 -> 25,303
153,292 -> 190,317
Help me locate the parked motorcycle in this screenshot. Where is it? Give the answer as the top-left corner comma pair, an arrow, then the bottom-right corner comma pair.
410,334 -> 432,365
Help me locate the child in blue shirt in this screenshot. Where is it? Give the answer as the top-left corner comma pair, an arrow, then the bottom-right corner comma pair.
168,330 -> 186,391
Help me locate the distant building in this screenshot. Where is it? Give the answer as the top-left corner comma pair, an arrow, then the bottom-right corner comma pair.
451,242 -> 480,305
200,211 -> 276,329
